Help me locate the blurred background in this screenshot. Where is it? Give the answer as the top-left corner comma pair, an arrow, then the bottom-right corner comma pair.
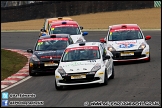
1,1 -> 46,7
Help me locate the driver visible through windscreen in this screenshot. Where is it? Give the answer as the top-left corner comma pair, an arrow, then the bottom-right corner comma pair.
35,38 -> 69,51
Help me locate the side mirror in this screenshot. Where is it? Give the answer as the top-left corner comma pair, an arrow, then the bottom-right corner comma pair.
40,29 -> 46,32
103,55 -> 110,60
82,32 -> 88,36
80,26 -> 83,30
145,35 -> 151,40
27,49 -> 33,53
100,38 -> 106,43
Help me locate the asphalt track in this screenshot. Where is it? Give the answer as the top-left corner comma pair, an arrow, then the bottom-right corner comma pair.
1,31 -> 161,107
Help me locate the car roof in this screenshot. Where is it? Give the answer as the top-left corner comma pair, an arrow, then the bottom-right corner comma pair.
50,20 -> 79,27
66,42 -> 101,49
39,34 -> 70,39
46,17 -> 72,21
109,24 -> 140,30
47,17 -> 73,24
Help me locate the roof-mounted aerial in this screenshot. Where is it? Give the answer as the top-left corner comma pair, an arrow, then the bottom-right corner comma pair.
79,42 -> 85,46
50,34 -> 56,38
121,25 -> 127,29
62,22 -> 67,24
58,17 -> 63,19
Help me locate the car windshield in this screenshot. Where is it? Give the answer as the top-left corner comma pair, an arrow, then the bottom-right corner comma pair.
50,27 -> 81,35
35,38 -> 69,51
108,30 -> 143,41
61,46 -> 100,62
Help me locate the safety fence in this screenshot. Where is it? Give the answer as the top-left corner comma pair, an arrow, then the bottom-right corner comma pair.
154,1 -> 161,7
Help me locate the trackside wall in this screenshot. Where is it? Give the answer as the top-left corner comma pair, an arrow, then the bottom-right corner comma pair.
1,1 -> 154,23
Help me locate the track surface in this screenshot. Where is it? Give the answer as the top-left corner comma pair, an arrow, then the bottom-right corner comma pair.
1,31 -> 161,107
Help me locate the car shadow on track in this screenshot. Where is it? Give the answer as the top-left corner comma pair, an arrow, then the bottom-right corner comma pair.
114,60 -> 149,66
33,72 -> 55,77
55,79 -> 114,91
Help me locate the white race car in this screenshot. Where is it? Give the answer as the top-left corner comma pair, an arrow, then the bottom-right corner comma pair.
55,42 -> 114,90
100,24 -> 151,62
48,20 -> 88,43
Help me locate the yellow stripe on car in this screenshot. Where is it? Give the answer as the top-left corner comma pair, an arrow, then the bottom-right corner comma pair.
98,72 -> 104,75
55,76 -> 59,78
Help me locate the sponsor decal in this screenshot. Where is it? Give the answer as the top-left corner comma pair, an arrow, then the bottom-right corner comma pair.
38,38 -> 68,42
115,40 -> 137,44
41,55 -> 61,58
62,62 -> 96,67
52,24 -> 78,28
110,28 -> 139,32
119,44 -> 135,48
65,46 -> 99,52
116,40 -> 137,48
37,51 -> 56,54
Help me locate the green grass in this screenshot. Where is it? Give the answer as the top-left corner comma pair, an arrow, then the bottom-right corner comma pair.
1,49 -> 28,80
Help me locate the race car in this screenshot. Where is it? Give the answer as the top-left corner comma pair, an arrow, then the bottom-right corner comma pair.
39,17 -> 73,37
100,24 -> 151,62
27,34 -> 74,76
55,42 -> 114,90
47,20 -> 88,43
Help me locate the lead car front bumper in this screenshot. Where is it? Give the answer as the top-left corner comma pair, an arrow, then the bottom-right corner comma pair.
111,49 -> 150,62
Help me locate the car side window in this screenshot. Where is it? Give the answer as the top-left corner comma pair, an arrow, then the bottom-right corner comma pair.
69,37 -> 74,44
100,44 -> 106,60
107,28 -> 110,40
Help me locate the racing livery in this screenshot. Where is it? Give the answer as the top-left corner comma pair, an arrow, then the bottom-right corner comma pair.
48,20 -> 88,43
27,34 -> 74,76
55,42 -> 114,90
100,24 -> 151,62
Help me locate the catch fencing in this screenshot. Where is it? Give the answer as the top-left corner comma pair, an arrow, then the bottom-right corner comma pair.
154,1 -> 161,7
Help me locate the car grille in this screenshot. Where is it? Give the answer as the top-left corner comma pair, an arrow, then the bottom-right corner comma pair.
59,71 -> 100,83
59,77 -> 100,83
111,49 -> 146,60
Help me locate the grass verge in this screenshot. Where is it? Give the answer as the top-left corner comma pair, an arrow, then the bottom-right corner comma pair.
1,49 -> 28,80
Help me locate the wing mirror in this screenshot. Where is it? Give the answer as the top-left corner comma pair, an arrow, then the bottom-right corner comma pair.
82,32 -> 88,36
145,35 -> 151,40
27,49 -> 33,53
40,28 -> 46,32
80,26 -> 83,30
100,38 -> 106,43
103,55 -> 110,60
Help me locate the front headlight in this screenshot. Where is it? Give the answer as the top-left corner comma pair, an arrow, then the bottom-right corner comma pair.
91,63 -> 101,72
31,54 -> 40,61
108,45 -> 116,51
138,43 -> 146,49
58,66 -> 66,74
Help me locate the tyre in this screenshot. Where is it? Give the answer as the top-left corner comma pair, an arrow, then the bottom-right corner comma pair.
103,69 -> 108,85
29,68 -> 36,76
109,63 -> 114,79
55,80 -> 63,90
146,54 -> 150,62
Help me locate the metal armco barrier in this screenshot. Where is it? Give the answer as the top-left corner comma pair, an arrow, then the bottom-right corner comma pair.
154,1 -> 161,7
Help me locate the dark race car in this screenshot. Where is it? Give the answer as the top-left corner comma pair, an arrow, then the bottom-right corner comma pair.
27,34 -> 74,76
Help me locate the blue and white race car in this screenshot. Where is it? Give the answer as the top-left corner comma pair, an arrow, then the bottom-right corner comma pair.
100,24 -> 151,62
55,42 -> 114,90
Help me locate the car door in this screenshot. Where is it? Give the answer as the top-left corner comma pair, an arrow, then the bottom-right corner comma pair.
100,44 -> 109,76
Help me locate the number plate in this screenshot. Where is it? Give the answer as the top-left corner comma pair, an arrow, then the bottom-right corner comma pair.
121,52 -> 134,56
44,62 -> 58,66
71,74 -> 86,79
